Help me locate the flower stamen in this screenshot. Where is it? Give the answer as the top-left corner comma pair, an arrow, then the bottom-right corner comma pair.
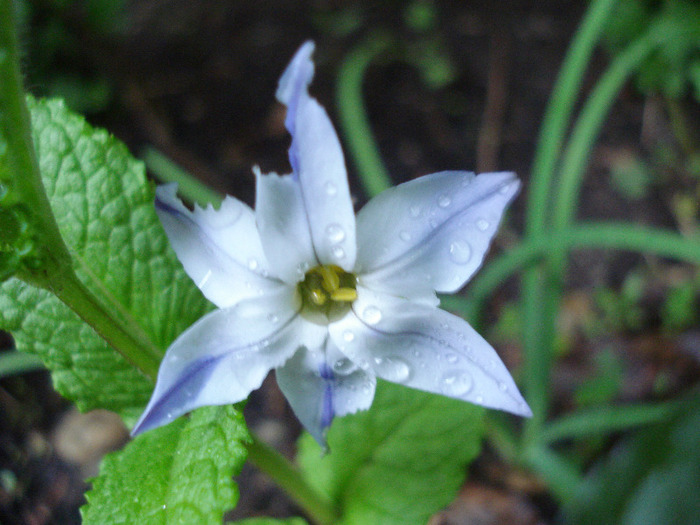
298,264 -> 357,324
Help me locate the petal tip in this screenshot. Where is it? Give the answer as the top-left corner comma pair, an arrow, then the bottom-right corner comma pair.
276,40 -> 316,105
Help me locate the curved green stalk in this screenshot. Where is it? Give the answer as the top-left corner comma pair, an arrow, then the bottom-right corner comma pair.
0,0 -> 73,276
337,33 -> 394,198
525,0 -> 618,235
454,222 -> 700,324
143,147 -> 223,208
540,400 -> 680,444
245,435 -> 338,525
520,0 -> 618,440
552,24 -> 668,231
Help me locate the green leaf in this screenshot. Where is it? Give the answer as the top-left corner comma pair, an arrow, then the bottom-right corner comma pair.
297,381 -> 484,525
0,98 -> 211,420
563,388 -> 700,525
227,518 -> 308,525
82,405 -> 249,525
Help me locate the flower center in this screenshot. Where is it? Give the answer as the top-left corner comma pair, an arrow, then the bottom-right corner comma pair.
298,264 -> 357,324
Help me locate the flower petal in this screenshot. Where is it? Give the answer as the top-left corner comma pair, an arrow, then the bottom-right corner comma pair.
155,184 -> 284,308
255,168 -> 316,284
329,287 -> 531,417
356,171 -> 519,301
276,338 -> 376,446
132,287 -> 326,435
275,42 -> 356,270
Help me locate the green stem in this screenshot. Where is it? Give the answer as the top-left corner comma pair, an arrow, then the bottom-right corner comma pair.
521,0 -> 618,443
453,222 -> 700,325
0,5 -> 161,381
50,268 -> 161,380
552,26 -> 667,232
0,350 -> 44,377
142,147 -> 223,208
245,434 -> 338,525
0,0 -> 72,273
525,0 -> 618,235
524,445 -> 581,503
337,32 -> 394,198
540,400 -> 679,444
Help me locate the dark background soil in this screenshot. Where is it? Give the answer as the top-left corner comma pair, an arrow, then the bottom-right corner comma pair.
2,1 -> 698,524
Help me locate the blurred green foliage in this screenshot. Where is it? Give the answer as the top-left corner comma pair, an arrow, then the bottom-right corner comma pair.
604,0 -> 700,99
14,0 -> 126,113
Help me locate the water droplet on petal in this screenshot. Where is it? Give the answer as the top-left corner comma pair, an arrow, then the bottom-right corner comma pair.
267,313 -> 279,323
326,223 -> 345,243
441,371 -> 473,397
325,181 -> 338,196
409,205 -> 422,218
445,353 -> 458,364
247,258 -> 259,271
399,230 -> 412,242
449,240 -> 472,264
362,305 -> 382,325
332,246 -> 345,259
438,194 -> 451,208
333,358 -> 357,376
343,330 -> 355,342
476,218 -> 490,231
498,382 -> 508,392
476,394 -> 484,403
374,356 -> 411,383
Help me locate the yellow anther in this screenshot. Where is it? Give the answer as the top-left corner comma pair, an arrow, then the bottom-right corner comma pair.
319,265 -> 340,292
330,287 -> 358,302
310,289 -> 327,305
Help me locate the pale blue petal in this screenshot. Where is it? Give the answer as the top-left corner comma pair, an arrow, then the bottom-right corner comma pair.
255,168 -> 316,284
155,184 -> 284,308
356,172 -> 519,301
276,338 -> 376,446
329,286 -> 532,417
132,287 -> 327,435
273,42 -> 356,271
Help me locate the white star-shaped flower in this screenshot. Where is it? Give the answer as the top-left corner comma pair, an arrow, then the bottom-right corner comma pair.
132,41 -> 531,445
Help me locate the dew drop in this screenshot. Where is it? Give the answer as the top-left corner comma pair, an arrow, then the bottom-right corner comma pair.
448,240 -> 472,264
445,353 -> 458,364
374,356 -> 411,383
399,230 -> 412,242
267,313 -> 279,323
409,204 -> 422,218
325,181 -> 338,196
441,371 -> 473,397
498,382 -> 508,392
343,330 -> 355,342
332,246 -> 346,259
438,194 -> 452,208
247,257 -> 259,271
362,305 -> 382,325
476,218 -> 490,231
476,394 -> 484,403
326,223 -> 346,243
333,358 -> 357,376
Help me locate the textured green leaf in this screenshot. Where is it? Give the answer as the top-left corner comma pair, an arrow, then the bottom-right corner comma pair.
0,98 -> 211,420
83,405 -> 249,525
297,381 -> 484,525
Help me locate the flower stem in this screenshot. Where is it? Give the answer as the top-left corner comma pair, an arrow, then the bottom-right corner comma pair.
337,32 -> 394,198
49,267 -> 161,381
245,434 -> 338,525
